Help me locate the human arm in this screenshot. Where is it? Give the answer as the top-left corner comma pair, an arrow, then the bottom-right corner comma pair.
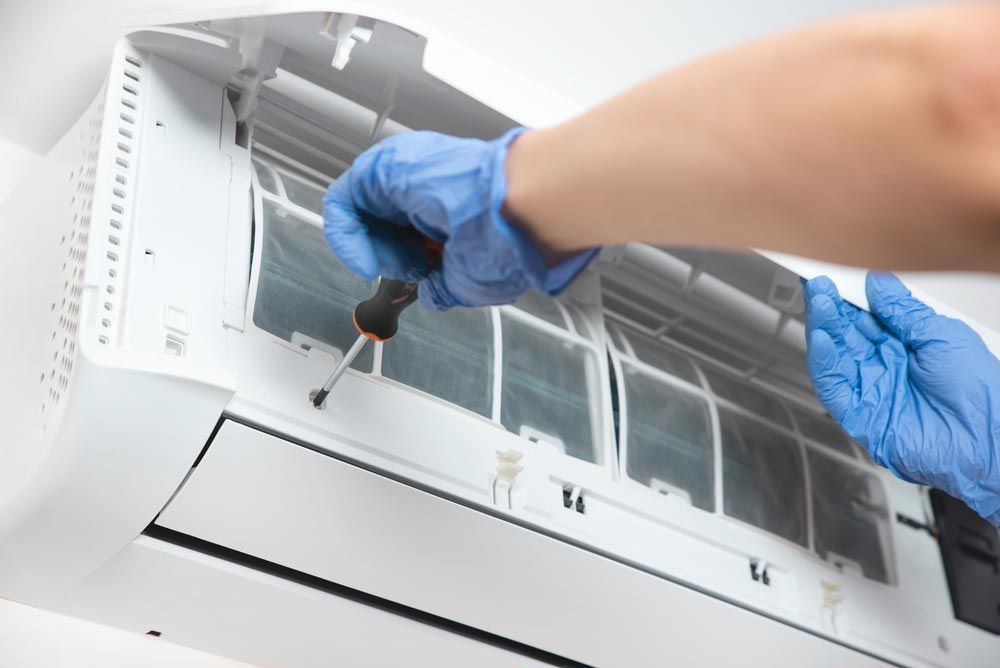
506,3 -> 1000,271
805,272 -> 1000,524
325,3 -> 1000,309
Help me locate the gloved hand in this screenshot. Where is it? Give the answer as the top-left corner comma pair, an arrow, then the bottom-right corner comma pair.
805,272 -> 1000,524
323,129 -> 598,310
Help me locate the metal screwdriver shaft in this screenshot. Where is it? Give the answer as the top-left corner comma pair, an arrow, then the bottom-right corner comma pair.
311,334 -> 370,408
309,277 -> 421,409
310,237 -> 443,409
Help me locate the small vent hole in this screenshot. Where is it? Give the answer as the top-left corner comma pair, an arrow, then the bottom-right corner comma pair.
116,157 -> 129,169
110,220 -> 122,231
122,83 -> 138,96
116,142 -> 131,154
111,203 -> 124,215
121,98 -> 136,111
118,127 -> 133,140
124,70 -> 140,83
120,113 -> 134,125
125,56 -> 143,68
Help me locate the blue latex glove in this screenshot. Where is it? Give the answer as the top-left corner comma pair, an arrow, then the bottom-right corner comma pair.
323,129 -> 598,310
805,272 -> 1000,524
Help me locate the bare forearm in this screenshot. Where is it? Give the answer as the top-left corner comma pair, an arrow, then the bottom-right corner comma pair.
506,3 -> 1000,271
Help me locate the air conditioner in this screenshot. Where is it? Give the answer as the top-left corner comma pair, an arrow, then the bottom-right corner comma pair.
2,6 -> 1000,667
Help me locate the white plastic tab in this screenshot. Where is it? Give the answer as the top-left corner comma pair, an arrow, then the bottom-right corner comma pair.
820,580 -> 847,634
320,13 -> 372,71
231,34 -> 284,122
491,449 -> 524,510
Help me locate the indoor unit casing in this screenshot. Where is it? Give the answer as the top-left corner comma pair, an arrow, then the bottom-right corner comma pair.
2,5 -> 1000,668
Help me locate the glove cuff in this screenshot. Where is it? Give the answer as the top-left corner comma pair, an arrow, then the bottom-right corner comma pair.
488,127 -> 599,298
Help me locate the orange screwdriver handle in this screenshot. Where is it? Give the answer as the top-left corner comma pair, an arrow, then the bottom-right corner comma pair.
352,238 -> 443,342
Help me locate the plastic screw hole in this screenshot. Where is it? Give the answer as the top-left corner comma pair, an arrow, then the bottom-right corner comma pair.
308,389 -> 327,411
99,335 -> 109,345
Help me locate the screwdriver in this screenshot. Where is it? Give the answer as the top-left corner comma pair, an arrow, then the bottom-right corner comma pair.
310,238 -> 443,409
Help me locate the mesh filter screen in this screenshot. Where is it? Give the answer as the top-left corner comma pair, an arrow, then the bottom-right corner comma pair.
253,200 -> 374,371
280,171 -> 326,215
500,314 -> 602,463
381,305 -> 493,417
793,408 -> 857,459
252,160 -> 280,194
808,448 -> 891,583
622,363 -> 715,511
720,408 -> 807,546
513,290 -> 567,328
704,368 -> 791,428
619,330 -> 701,386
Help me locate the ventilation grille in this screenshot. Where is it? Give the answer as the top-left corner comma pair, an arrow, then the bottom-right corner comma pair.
99,52 -> 145,347
42,103 -> 104,418
40,49 -> 145,424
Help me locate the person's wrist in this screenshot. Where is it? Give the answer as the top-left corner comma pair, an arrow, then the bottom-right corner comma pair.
502,129 -> 581,266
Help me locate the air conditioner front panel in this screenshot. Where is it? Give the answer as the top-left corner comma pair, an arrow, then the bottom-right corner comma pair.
154,419 -> 893,668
